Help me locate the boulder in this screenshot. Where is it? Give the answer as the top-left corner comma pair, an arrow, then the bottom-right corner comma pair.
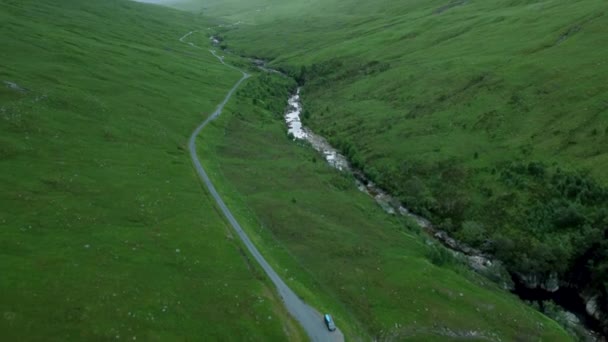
515,272 -> 560,292
540,272 -> 560,292
583,294 -> 602,321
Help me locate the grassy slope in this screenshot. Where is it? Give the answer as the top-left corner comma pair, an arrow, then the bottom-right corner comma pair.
194,46 -> 570,339
0,0 -> 304,340
203,0 -> 608,181
198,0 -> 608,321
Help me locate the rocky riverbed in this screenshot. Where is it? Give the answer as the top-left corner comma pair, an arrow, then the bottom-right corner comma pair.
285,89 -> 496,270
283,87 -> 603,341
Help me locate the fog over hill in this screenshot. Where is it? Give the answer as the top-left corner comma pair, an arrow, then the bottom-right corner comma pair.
132,0 -> 180,4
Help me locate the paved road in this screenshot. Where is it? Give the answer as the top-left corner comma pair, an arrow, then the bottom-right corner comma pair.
182,31 -> 344,342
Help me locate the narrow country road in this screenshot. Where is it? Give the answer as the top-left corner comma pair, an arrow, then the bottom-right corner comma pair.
182,31 -> 344,342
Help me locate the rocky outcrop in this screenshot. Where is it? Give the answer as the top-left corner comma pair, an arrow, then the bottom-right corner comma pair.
514,272 -> 560,292
581,292 -> 608,337
582,293 -> 603,321
432,230 -> 481,256
542,272 -> 560,293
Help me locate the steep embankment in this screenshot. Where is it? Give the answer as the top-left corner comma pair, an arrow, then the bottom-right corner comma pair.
202,0 -> 608,336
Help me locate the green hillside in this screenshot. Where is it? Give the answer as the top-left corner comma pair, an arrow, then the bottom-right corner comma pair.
201,0 -> 608,334
0,0 -> 303,340
0,0 -> 598,340
197,56 -> 571,340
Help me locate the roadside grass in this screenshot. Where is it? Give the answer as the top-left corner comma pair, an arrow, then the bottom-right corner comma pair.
0,0 -> 303,340
197,69 -> 570,340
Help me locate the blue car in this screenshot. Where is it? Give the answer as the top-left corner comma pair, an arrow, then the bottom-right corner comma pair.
324,314 -> 336,331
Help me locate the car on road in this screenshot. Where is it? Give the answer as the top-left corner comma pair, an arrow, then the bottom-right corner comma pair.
324,314 -> 336,331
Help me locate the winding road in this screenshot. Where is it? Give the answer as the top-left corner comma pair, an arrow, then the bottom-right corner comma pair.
181,31 -> 344,342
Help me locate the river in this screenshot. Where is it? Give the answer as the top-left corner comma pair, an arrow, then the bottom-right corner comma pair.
285,88 -> 494,270
284,87 -> 602,341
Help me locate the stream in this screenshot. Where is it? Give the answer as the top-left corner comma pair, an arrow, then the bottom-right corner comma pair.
285,88 -> 494,271
284,87 -> 602,340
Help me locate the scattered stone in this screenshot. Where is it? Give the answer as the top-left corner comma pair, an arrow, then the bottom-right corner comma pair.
3,81 -> 28,93
564,311 -> 580,325
467,255 -> 494,272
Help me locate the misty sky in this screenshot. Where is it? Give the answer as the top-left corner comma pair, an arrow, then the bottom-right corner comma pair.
132,0 -> 180,4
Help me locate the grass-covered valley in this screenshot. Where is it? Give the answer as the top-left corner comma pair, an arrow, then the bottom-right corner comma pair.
196,57 -> 572,339
200,0 -> 608,337
1,0 -> 604,340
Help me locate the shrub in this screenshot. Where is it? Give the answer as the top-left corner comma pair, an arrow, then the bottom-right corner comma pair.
552,204 -> 585,229
478,261 -> 515,290
458,221 -> 487,246
527,162 -> 545,178
329,174 -> 353,191
426,244 -> 457,267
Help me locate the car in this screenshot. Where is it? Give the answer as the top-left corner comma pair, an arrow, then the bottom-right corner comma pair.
324,313 -> 336,331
